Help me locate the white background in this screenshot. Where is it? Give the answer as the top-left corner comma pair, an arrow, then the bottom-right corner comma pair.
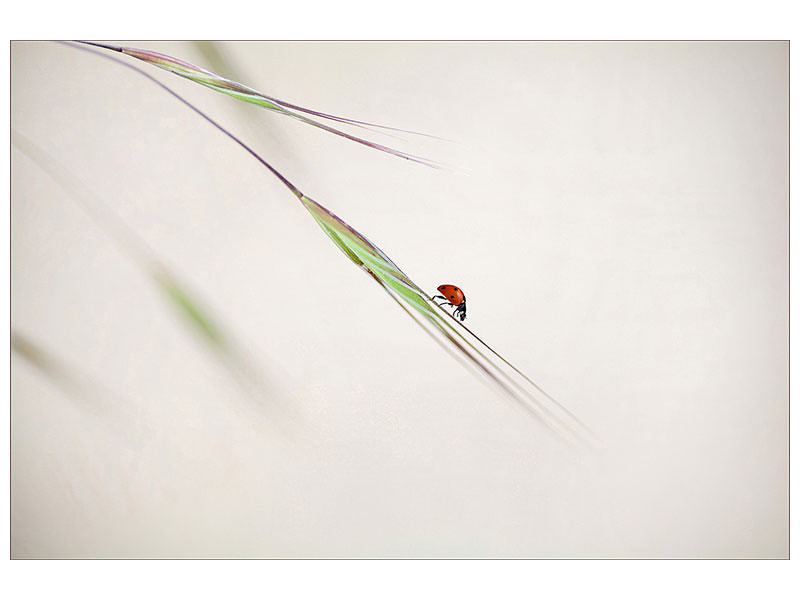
10,40 -> 787,559
3,3 -> 796,596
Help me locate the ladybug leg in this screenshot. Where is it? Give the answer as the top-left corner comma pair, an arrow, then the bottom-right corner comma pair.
433,296 -> 457,311
453,303 -> 466,321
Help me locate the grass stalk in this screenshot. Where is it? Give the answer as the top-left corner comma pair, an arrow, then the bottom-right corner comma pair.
61,41 -> 593,444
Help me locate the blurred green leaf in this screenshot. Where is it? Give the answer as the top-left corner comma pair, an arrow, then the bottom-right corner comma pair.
152,270 -> 227,349
13,130 -> 269,400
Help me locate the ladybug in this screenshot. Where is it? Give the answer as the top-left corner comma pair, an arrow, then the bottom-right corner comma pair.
433,284 -> 467,321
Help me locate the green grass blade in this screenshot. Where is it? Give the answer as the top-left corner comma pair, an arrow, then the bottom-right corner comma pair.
65,41 -> 592,444
77,41 -> 440,168
302,196 -> 590,444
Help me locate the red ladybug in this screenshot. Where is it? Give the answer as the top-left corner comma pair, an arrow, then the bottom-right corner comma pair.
433,284 -> 467,321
